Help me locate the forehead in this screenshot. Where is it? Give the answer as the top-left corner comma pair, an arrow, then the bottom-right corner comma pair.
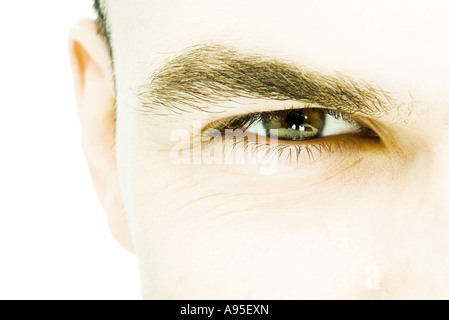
108,0 -> 449,102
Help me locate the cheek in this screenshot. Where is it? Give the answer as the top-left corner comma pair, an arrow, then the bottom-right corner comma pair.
130,189 -> 390,299
119,147 -> 396,299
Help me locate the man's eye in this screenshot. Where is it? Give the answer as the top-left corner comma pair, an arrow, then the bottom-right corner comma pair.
199,108 -> 380,168
214,108 -> 377,142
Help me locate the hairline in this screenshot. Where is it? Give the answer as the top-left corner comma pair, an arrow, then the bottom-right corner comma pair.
93,0 -> 112,59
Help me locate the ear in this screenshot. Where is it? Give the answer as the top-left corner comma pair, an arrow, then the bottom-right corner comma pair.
68,19 -> 134,252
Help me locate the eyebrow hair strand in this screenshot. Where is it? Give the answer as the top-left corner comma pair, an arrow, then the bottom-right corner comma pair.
137,43 -> 394,118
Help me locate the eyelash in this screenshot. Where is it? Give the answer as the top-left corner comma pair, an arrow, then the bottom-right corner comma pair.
209,108 -> 353,131
200,107 -> 379,164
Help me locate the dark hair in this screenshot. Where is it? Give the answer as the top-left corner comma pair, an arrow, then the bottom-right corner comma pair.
93,0 -> 112,57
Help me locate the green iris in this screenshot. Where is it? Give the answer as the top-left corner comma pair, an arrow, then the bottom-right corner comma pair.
258,109 -> 325,141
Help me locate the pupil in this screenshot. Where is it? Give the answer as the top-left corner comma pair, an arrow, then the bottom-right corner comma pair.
286,111 -> 306,130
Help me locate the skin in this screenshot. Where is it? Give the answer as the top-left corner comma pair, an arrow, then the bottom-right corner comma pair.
69,0 -> 449,299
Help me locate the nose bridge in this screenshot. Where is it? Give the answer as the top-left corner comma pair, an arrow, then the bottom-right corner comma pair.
373,133 -> 449,298
413,136 -> 449,213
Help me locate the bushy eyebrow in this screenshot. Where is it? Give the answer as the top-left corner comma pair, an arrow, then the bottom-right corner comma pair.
137,43 -> 394,118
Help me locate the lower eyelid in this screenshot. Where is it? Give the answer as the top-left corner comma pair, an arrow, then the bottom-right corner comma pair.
199,131 -> 379,168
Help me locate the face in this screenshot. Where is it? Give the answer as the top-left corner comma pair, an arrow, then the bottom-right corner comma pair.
70,0 -> 449,299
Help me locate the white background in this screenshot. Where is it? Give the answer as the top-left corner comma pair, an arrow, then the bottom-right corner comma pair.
0,1 -> 141,300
